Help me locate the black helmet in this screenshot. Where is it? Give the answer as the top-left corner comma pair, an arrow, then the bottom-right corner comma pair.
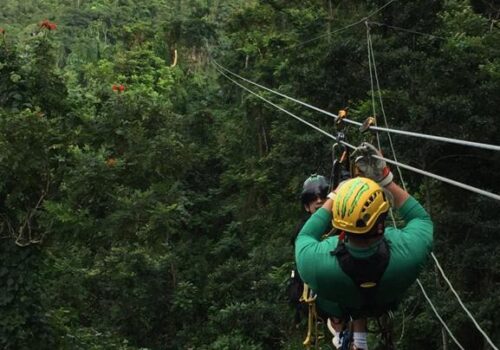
300,174 -> 329,205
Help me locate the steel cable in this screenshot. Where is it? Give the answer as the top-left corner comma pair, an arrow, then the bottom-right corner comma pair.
416,279 -> 465,350
212,60 -> 500,202
212,61 -> 500,152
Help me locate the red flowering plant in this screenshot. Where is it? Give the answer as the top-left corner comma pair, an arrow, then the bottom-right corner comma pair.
112,84 -> 126,93
0,28 -> 5,35
40,20 -> 57,31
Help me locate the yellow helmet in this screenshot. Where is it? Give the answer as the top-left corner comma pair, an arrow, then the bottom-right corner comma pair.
332,177 -> 390,234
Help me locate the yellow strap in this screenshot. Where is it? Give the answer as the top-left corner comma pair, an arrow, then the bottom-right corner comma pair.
303,302 -> 314,348
301,284 -> 324,349
300,284 -> 317,303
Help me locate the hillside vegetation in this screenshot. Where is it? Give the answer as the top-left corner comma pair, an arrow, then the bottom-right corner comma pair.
0,0 -> 499,349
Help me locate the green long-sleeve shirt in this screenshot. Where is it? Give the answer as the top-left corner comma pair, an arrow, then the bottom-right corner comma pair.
295,196 -> 433,317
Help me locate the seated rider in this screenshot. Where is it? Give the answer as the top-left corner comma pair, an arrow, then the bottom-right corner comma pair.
295,143 -> 434,350
294,174 -> 331,244
287,174 -> 331,324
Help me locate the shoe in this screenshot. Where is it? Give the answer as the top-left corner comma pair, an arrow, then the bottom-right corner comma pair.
326,318 -> 342,348
332,336 -> 342,349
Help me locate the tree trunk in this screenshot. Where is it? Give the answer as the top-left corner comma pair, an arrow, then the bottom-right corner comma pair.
327,0 -> 333,43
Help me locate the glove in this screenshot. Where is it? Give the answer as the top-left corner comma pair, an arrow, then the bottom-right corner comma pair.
352,142 -> 393,187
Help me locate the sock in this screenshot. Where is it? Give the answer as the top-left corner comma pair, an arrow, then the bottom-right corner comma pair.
352,332 -> 368,350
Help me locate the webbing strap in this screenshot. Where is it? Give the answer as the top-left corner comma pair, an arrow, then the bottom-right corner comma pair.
331,238 -> 390,306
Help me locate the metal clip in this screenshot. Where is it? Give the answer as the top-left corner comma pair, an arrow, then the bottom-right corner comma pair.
336,131 -> 346,146
331,132 -> 351,189
336,108 -> 348,126
360,116 -> 376,133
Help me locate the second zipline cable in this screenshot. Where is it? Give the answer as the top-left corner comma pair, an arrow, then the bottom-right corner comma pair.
211,59 -> 500,202
212,60 -> 500,152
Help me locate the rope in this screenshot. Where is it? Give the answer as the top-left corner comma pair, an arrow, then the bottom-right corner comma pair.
366,23 -> 382,152
416,279 -> 465,350
431,252 -> 499,350
367,25 -> 407,191
367,25 -> 377,122
212,61 -> 500,152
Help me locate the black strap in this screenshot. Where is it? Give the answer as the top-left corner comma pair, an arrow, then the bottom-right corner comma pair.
331,238 -> 390,307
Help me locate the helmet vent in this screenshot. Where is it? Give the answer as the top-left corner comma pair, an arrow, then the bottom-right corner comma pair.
362,213 -> 371,223
356,219 -> 367,228
363,193 -> 378,209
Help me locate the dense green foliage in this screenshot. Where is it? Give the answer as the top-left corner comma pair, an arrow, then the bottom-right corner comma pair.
0,0 -> 499,349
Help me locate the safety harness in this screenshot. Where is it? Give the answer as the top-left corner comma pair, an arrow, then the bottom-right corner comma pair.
330,237 -> 391,310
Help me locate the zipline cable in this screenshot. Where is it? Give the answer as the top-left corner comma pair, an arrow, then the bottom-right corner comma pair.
369,125 -> 500,151
290,18 -> 364,50
416,279 -> 465,350
368,27 -> 499,349
367,20 -> 448,40
289,0 -> 399,49
212,61 -> 500,152
431,252 -> 500,350
212,61 -> 500,202
212,65 -> 340,143
370,154 -> 500,201
212,59 -> 343,120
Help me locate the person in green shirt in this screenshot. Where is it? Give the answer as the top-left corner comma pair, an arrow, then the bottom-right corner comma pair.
287,174 -> 330,324
295,143 -> 434,350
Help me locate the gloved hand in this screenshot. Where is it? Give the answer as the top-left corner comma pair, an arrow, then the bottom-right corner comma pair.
352,142 -> 393,187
